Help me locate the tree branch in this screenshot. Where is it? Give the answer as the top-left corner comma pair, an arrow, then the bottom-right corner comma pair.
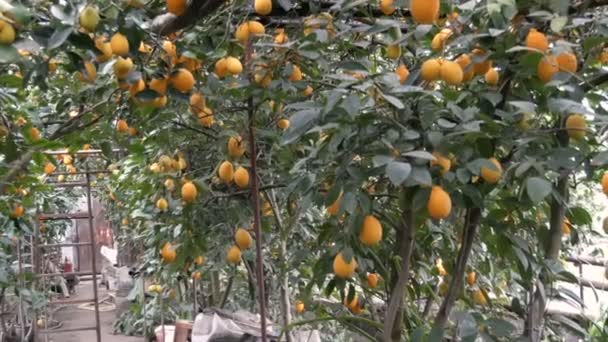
148,0 -> 225,36
433,207 -> 482,330
382,197 -> 415,342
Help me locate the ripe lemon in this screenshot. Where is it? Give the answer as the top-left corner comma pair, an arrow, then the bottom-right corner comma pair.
149,78 -> 168,95
472,48 -> 492,75
113,57 -> 133,79
472,289 -> 487,306
192,271 -> 202,280
326,193 -> 341,216
248,21 -> 265,35
226,245 -> 242,264
436,259 -> 447,276
198,108 -> 214,127
333,252 -> 357,279
94,37 -> 112,62
164,178 -> 175,192
421,59 -> 441,82
565,114 -> 587,140
430,152 -> 451,174
301,86 -> 313,97
166,0 -> 187,16
379,0 -> 395,15
480,158 -> 502,184
440,61 -> 463,85
225,57 -> 243,75
275,29 -> 288,44
525,29 -> 548,53
110,33 -> 129,56
116,119 -> 129,133
273,119 -> 289,130
255,0 -> 272,15
214,58 -> 228,78
190,92 -> 205,113
160,242 -> 176,263
601,172 -> 608,195
156,198 -> 168,211
29,127 -> 41,141
295,300 -> 305,313
395,63 -> 409,84
537,55 -> 558,83
181,181 -> 197,203
456,54 -> 474,81
289,65 -> 303,81
228,136 -> 246,158
77,61 -> 97,83
484,68 -> 499,86
43,163 -> 56,175
162,40 -> 177,60
170,68 -> 195,93
0,20 -> 16,44
79,6 -> 100,32
218,161 -> 234,183
427,186 -> 452,219
431,29 -> 452,52
467,272 -> 476,286
367,273 -> 379,288
194,256 -> 205,265
129,79 -> 145,97
562,218 -> 572,235
385,44 -> 401,59
410,0 -> 439,24
557,52 -> 577,73
10,205 -> 25,219
234,167 -> 250,188
235,228 -> 253,250
359,215 -> 382,246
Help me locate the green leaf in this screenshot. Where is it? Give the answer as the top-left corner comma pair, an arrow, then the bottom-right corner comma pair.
281,109 -> 320,145
48,26 -> 74,49
550,16 -> 568,33
0,45 -> 20,63
381,93 -> 404,109
591,151 -> 608,166
372,155 -> 394,167
386,161 -> 411,186
486,318 -> 515,337
403,150 -> 435,161
526,177 -> 552,203
101,141 -> 113,159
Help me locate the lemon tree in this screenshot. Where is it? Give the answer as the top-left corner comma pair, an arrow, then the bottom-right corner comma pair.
1,0 -> 608,341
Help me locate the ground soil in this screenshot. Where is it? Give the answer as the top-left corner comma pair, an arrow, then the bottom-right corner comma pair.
43,280 -> 142,342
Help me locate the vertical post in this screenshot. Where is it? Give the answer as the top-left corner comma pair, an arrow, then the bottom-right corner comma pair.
32,216 -> 40,339
193,278 -> 198,319
248,96 -> 268,341
85,168 -> 102,342
17,239 -> 25,341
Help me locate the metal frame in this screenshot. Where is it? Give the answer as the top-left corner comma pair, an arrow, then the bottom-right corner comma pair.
30,149 -> 116,342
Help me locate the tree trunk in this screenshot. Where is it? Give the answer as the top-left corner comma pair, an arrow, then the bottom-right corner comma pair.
525,175 -> 568,341
433,207 -> 482,329
383,194 -> 415,342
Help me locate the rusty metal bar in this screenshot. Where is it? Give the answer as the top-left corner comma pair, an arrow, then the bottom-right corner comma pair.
48,170 -> 110,176
38,326 -> 98,334
566,256 -> 606,267
49,298 -> 95,305
85,166 -> 102,342
37,271 -> 94,278
38,242 -> 92,248
45,182 -> 88,188
38,212 -> 90,221
32,214 -> 41,339
43,148 -> 123,156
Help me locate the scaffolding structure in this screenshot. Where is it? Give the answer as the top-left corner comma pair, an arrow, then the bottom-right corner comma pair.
22,149 -> 119,342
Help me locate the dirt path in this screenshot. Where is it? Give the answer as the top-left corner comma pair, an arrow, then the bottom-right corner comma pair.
43,280 -> 142,342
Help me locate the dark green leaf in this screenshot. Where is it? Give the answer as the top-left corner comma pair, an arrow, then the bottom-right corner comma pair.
386,161 -> 411,186
47,26 -> 74,49
526,177 -> 552,203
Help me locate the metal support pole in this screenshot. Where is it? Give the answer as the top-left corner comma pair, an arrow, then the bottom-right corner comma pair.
85,168 -> 102,342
